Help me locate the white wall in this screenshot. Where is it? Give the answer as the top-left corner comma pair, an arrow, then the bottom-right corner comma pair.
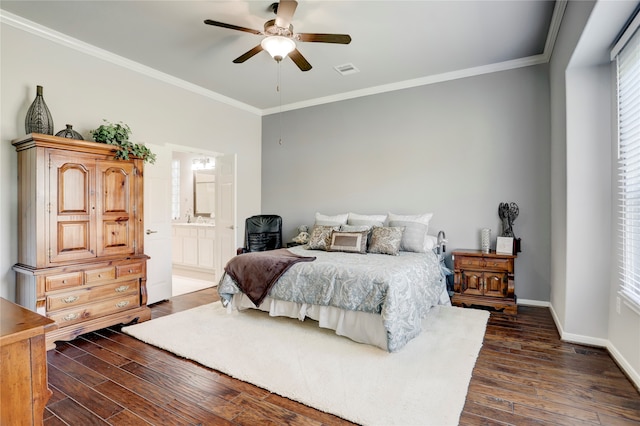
261,64 -> 551,303
0,22 -> 262,302
549,0 -> 640,386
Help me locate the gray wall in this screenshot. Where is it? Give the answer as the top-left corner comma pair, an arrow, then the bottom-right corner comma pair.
262,64 -> 551,303
1,21 -> 262,301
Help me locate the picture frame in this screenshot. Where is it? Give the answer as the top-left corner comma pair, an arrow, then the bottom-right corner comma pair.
496,237 -> 514,255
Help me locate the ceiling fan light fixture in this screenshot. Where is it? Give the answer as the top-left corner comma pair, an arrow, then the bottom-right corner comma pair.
261,35 -> 296,62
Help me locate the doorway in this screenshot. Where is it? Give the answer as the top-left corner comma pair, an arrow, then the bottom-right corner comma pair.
171,150 -> 217,296
144,143 -> 236,304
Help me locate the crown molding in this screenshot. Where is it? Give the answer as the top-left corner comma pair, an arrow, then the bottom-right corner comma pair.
0,10 -> 262,116
2,1 -> 566,117
263,0 -> 567,116
262,54 -> 548,116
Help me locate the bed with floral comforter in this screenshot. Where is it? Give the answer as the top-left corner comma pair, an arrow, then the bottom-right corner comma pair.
217,245 -> 450,352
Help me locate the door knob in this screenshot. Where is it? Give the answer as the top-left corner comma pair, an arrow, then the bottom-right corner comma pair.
146,229 -> 158,235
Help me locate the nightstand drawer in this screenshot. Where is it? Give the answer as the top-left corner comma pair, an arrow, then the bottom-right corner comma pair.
455,256 -> 512,272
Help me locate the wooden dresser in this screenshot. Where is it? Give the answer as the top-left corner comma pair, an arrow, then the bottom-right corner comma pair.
0,298 -> 56,425
452,249 -> 517,315
12,134 -> 151,349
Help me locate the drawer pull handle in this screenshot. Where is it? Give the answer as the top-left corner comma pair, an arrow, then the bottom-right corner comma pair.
115,285 -> 130,293
116,301 -> 130,308
62,296 -> 79,304
63,313 -> 80,321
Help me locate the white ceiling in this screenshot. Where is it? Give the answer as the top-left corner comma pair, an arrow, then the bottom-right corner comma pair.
0,1 -> 560,115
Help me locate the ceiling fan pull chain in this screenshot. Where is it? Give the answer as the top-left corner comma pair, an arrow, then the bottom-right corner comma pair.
278,62 -> 283,146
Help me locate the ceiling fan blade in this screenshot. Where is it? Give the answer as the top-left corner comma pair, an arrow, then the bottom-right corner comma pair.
233,45 -> 264,63
297,33 -> 352,44
289,49 -> 312,71
275,0 -> 298,29
204,19 -> 261,35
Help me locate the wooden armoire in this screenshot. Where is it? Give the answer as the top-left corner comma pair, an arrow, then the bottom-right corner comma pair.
12,133 -> 151,349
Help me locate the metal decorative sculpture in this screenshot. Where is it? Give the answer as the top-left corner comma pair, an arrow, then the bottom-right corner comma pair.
498,202 -> 519,237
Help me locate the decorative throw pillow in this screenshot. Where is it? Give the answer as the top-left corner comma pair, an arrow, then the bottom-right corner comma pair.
367,226 -> 405,255
340,224 -> 372,233
387,212 -> 433,252
388,220 -> 429,253
347,212 -> 387,228
315,212 -> 349,226
328,230 -> 369,254
307,225 -> 340,250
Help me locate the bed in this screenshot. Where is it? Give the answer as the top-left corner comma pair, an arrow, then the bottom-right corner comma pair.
218,212 -> 450,352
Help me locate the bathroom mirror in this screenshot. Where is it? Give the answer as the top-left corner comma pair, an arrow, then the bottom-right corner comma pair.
194,170 -> 215,217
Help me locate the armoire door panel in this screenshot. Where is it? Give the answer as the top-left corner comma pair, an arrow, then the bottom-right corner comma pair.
49,153 -> 96,264
96,161 -> 136,257
102,221 -> 130,249
57,163 -> 90,214
56,221 -> 92,254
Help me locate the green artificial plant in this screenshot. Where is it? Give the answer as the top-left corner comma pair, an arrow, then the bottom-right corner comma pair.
89,120 -> 156,164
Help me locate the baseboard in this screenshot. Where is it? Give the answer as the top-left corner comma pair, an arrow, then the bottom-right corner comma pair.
549,303 -> 640,390
607,342 -> 640,391
172,266 -> 218,282
517,298 -> 549,307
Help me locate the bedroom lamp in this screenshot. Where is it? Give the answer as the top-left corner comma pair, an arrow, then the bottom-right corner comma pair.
261,36 -> 296,62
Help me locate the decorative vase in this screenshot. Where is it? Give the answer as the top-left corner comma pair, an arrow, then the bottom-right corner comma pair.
25,85 -> 54,135
481,228 -> 491,253
55,124 -> 84,140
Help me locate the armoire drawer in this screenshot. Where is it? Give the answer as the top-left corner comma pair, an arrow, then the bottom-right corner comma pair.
48,294 -> 140,327
84,266 -> 116,284
45,272 -> 83,292
46,279 -> 140,312
116,261 -> 144,278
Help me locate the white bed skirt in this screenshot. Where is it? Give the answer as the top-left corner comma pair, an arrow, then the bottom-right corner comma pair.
229,294 -> 390,351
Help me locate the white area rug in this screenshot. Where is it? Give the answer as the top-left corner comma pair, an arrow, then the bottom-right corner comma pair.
122,302 -> 489,425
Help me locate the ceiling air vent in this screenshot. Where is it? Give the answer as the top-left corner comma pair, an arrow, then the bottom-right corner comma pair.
334,63 -> 360,76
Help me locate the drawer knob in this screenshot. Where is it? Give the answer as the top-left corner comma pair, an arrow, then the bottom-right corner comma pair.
62,296 -> 79,304
98,274 -> 102,278
115,285 -> 130,293
62,280 -> 67,284
128,269 -> 133,273
116,301 -> 130,308
63,313 -> 80,321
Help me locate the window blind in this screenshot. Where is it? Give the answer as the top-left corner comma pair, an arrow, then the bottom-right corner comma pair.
617,25 -> 640,305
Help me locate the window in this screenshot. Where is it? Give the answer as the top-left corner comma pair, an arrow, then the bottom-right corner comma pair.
171,159 -> 181,220
616,18 -> 640,306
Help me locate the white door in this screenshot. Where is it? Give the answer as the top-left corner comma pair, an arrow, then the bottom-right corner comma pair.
143,143 -> 173,304
215,153 -> 236,278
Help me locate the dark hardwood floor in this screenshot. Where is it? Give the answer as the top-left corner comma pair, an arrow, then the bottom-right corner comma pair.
44,289 -> 640,425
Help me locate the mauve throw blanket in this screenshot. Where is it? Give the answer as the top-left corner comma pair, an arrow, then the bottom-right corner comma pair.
224,248 -> 316,307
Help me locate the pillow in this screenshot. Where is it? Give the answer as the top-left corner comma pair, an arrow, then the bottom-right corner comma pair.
367,226 -> 405,256
347,212 -> 386,228
387,212 -> 434,253
388,220 -> 430,253
315,212 -> 348,226
307,225 -> 340,250
425,235 -> 438,250
340,224 -> 372,233
328,230 -> 369,254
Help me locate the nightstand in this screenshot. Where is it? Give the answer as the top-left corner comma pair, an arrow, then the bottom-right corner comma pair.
451,249 -> 517,315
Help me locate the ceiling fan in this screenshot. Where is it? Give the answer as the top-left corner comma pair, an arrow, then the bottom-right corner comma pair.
204,0 -> 351,71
